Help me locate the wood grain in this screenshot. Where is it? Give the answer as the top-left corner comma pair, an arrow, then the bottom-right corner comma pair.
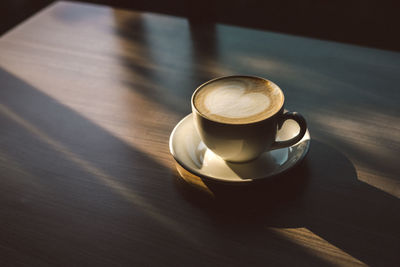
0,1 -> 399,266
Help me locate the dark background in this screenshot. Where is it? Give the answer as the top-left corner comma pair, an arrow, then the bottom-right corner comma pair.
0,0 -> 399,51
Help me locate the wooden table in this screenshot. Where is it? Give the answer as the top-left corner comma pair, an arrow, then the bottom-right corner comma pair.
0,1 -> 399,266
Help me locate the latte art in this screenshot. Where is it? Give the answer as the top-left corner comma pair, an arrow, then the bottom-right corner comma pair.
204,84 -> 271,118
194,76 -> 284,124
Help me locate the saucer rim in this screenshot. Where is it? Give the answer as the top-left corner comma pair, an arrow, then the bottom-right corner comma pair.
169,113 -> 311,184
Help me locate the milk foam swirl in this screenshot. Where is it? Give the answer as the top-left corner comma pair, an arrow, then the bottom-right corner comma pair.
194,76 -> 284,124
204,83 -> 270,118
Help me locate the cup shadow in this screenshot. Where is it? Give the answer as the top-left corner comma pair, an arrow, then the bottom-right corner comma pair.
174,139 -> 400,266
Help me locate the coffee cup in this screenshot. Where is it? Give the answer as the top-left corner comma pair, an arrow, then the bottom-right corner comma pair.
191,75 -> 307,163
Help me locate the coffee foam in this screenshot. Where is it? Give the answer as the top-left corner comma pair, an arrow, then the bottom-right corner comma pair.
204,83 -> 270,118
194,77 -> 283,124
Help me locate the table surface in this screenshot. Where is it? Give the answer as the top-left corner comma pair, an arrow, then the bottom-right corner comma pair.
0,1 -> 399,266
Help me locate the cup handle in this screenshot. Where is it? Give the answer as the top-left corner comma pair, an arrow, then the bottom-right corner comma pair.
270,111 -> 307,150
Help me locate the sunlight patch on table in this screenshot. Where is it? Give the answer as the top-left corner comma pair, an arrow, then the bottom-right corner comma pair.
311,111 -> 400,198
0,64 -> 177,169
270,227 -> 366,266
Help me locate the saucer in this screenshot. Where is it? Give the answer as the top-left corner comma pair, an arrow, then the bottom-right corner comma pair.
169,113 -> 310,183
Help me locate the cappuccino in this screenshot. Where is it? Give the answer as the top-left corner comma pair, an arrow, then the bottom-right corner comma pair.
194,76 -> 284,124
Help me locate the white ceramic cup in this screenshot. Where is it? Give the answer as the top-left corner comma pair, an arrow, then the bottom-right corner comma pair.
191,75 -> 307,163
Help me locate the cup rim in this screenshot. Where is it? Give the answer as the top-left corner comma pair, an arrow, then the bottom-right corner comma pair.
191,75 -> 285,125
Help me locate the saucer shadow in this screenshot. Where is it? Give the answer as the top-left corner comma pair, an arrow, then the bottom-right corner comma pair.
174,148 -> 311,222
174,139 -> 400,266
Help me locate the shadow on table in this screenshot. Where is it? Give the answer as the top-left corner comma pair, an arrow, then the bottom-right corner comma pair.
174,139 -> 400,266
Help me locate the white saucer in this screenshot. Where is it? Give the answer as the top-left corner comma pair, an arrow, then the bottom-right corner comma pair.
169,114 -> 310,183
